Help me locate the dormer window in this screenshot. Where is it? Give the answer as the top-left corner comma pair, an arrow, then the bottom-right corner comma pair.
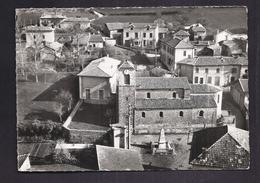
146,26 -> 150,31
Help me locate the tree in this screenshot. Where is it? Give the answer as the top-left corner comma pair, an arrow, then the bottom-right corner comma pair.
54,90 -> 73,122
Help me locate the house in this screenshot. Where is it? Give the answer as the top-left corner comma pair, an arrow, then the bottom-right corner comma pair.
78,56 -> 122,104
230,79 -> 249,129
173,29 -> 190,41
190,84 -> 223,118
25,26 -> 55,48
40,12 -> 66,27
123,22 -> 159,49
160,36 -> 195,71
189,125 -> 249,169
57,17 -> 90,30
105,22 -> 127,45
177,56 -> 248,87
186,23 -> 207,41
96,145 -> 144,171
18,154 -> 31,171
88,34 -> 104,49
40,41 -> 63,62
215,29 -> 234,43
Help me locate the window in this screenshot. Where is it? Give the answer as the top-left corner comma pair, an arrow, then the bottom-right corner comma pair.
173,92 -> 177,98
135,32 -> 138,38
216,68 -> 220,73
195,77 -> 199,84
147,92 -> 151,98
205,68 -> 208,73
179,111 -> 184,117
159,112 -> 163,117
142,112 -> 146,118
130,27 -> 133,30
146,26 -> 150,31
126,97 -> 129,101
124,74 -> 130,84
93,44 -> 96,47
85,89 -> 90,99
200,78 -> 204,84
199,110 -> 204,117
215,76 -> 220,86
183,50 -> 186,56
143,40 -> 146,46
168,58 -> 171,65
99,90 -> 104,100
245,69 -> 248,74
196,68 -> 199,73
217,94 -> 220,103
149,41 -> 153,46
150,33 -> 153,38
126,32 -> 129,37
33,35 -> 36,39
207,76 -> 212,84
231,68 -> 237,73
143,33 -> 146,38
42,35 -> 45,39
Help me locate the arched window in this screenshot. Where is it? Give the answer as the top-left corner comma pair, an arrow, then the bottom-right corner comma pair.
179,111 -> 184,117
159,111 -> 163,118
173,92 -> 177,98
199,110 -> 204,117
142,112 -> 145,118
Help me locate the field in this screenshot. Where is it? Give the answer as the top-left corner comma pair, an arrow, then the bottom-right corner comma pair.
94,7 -> 247,34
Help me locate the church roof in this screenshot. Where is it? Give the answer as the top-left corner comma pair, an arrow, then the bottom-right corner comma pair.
136,77 -> 190,90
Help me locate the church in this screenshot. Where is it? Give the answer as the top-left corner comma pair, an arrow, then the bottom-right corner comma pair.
78,56 -> 221,137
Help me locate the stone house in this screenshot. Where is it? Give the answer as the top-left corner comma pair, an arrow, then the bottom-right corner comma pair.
230,79 -> 249,129
177,56 -> 248,87
25,26 -> 55,48
189,125 -> 249,169
160,37 -> 195,71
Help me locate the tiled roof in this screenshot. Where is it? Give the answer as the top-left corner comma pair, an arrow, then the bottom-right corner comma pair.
136,77 -> 190,90
174,30 -> 190,36
177,56 -> 248,66
106,22 -> 128,30
229,28 -> 247,35
96,145 -> 144,171
78,56 -> 121,77
89,34 -> 104,43
239,79 -> 248,93
191,24 -> 206,32
149,67 -> 171,77
190,84 -> 222,94
118,60 -> 135,70
189,126 -> 249,166
135,95 -> 216,109
25,26 -> 54,32
123,22 -> 157,29
161,37 -> 193,49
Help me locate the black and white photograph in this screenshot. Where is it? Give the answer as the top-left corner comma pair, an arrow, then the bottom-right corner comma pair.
16,6 -> 249,171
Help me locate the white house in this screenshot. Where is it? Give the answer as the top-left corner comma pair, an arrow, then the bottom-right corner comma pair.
123,22 -> 159,49
160,36 -> 195,71
25,26 -> 55,48
77,56 -> 122,104
215,29 -> 248,44
177,56 -> 248,87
